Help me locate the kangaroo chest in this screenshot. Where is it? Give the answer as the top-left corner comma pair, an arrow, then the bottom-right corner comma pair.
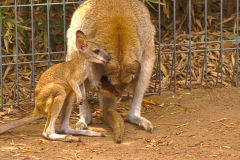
76,61 -> 90,85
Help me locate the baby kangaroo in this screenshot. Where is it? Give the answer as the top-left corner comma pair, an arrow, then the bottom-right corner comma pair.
0,30 -> 111,142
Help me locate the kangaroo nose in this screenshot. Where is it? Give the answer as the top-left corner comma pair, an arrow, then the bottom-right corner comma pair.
106,55 -> 111,61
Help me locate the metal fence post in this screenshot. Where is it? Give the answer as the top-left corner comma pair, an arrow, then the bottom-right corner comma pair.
14,0 -> 20,106
185,0 -> 192,90
216,0 -> 223,87
30,0 -> 36,105
0,9 -> 3,109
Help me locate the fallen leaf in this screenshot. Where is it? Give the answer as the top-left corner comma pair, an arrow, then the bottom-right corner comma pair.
22,157 -> 34,160
39,139 -> 49,144
22,150 -> 33,153
166,152 -> 179,156
211,118 -> 229,123
142,99 -> 156,105
222,146 -> 231,149
221,122 -> 234,128
14,144 -> 26,146
77,143 -> 86,147
18,134 -> 28,137
157,123 -> 180,127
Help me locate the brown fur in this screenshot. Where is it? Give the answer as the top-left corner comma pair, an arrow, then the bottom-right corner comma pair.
67,0 -> 156,143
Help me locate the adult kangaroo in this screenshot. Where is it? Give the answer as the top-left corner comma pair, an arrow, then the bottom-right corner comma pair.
66,0 -> 156,143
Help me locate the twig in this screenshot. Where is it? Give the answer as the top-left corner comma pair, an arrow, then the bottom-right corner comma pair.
157,123 -> 187,128
211,118 -> 229,123
220,122 -> 234,128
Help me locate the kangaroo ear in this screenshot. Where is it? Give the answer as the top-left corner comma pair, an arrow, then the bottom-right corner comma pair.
76,30 -> 87,52
126,60 -> 141,74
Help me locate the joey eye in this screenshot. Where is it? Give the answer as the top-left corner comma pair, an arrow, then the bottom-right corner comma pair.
93,49 -> 100,54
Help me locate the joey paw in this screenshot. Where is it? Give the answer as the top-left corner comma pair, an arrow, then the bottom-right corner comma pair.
93,81 -> 102,92
75,121 -> 88,130
76,98 -> 84,106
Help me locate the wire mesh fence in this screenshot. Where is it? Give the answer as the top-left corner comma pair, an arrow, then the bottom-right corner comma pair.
0,0 -> 239,108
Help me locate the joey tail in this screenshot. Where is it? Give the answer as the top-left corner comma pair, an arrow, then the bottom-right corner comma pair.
0,112 -> 43,134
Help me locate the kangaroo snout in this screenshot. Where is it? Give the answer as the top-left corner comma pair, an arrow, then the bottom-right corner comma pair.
105,55 -> 111,62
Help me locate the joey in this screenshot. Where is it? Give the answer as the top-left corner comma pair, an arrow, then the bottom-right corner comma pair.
0,30 -> 110,142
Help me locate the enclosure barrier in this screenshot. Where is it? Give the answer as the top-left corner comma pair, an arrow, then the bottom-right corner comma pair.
0,0 -> 239,108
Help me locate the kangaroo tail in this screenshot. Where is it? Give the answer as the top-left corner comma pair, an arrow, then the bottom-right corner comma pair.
0,113 -> 44,134
104,108 -> 125,144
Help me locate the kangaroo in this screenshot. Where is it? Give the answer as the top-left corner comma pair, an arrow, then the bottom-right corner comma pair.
0,30 -> 111,142
67,0 -> 156,143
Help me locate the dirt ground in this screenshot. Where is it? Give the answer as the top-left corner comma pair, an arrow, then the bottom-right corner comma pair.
0,87 -> 240,160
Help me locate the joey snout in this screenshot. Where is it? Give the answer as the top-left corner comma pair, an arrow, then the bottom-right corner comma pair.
99,53 -> 111,64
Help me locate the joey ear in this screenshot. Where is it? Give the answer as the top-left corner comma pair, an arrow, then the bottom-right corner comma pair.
126,60 -> 141,74
76,30 -> 87,51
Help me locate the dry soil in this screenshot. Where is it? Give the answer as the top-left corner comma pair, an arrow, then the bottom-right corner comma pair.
0,87 -> 240,160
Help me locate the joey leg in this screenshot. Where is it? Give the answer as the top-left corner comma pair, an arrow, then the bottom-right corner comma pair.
75,84 -> 90,130
127,41 -> 155,133
59,92 -> 104,137
75,99 -> 92,130
75,63 -> 104,130
100,93 -> 124,143
69,80 -> 91,130
42,91 -> 81,142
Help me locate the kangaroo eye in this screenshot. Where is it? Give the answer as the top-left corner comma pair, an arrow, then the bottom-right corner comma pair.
93,49 -> 100,54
